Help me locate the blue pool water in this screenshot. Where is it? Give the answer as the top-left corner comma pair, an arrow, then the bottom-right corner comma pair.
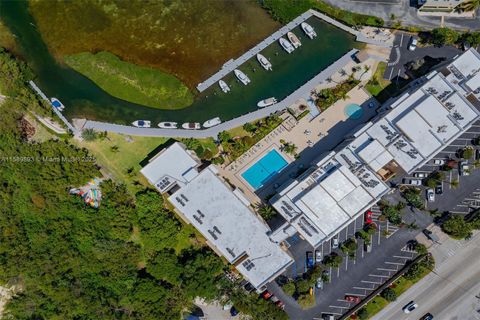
241,149 -> 288,190
344,103 -> 363,120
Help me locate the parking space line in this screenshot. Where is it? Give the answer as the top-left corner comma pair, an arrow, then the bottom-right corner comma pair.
329,305 -> 348,309
369,274 -> 390,278
361,280 -> 382,284
345,292 -> 366,297
385,261 -> 404,266
353,286 -> 373,290
377,267 -> 395,272
345,256 -> 348,271
337,267 -> 340,278
393,255 -> 411,259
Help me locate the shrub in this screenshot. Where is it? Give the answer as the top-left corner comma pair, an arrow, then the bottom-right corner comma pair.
340,238 -> 358,256
462,147 -> 474,160
295,279 -> 311,294
81,128 -> 97,141
442,214 -> 472,239
381,287 -> 397,302
297,293 -> 315,309
282,281 -> 295,296
323,253 -> 343,268
431,28 -> 460,46
357,307 -> 369,320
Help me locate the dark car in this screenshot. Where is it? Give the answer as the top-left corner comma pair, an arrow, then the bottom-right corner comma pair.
230,306 -> 239,317
420,312 -> 434,320
435,183 -> 443,194
306,251 -> 314,269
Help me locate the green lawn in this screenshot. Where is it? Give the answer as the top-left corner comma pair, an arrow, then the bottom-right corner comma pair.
76,132 -> 168,191
366,62 -> 390,96
364,296 -> 388,316
65,51 -> 194,109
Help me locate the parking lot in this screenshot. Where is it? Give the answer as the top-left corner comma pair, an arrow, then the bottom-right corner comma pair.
402,120 -> 480,214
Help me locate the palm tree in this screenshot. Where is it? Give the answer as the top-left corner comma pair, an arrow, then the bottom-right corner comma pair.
81,128 -> 97,141
339,68 -> 347,77
450,179 -> 459,189
256,204 -> 277,221
458,0 -> 480,12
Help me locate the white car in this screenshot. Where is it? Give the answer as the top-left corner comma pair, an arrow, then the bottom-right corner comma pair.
433,159 -> 445,165
408,37 -> 418,51
403,178 -> 422,185
413,172 -> 426,178
331,237 -> 339,249
427,188 -> 435,202
403,301 -> 418,314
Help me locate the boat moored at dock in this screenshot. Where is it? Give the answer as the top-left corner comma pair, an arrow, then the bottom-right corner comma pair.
202,117 -> 222,128
287,31 -> 302,48
50,97 -> 65,111
182,122 -> 201,130
218,80 -> 230,93
158,122 -> 178,129
132,120 -> 151,128
257,97 -> 278,108
301,22 -> 317,39
279,37 -> 294,53
234,69 -> 251,85
256,53 -> 272,71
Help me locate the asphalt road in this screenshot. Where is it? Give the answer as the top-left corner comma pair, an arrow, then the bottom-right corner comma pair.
372,232 -> 480,320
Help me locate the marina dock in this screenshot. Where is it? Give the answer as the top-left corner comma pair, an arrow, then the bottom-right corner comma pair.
196,9 -> 391,93
83,49 -> 359,138
28,80 -> 78,135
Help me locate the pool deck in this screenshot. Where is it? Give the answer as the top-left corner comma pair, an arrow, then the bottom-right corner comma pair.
218,83 -> 376,205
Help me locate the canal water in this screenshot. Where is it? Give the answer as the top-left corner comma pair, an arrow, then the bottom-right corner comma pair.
1,1 -> 358,126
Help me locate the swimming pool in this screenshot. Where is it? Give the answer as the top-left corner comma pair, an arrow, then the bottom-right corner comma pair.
241,149 -> 288,190
344,103 -> 363,120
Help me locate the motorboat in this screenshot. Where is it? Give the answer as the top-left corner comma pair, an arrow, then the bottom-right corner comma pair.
234,69 -> 250,85
301,22 -> 317,39
256,53 -> 272,71
218,80 -> 230,93
203,117 -> 221,128
287,31 -> 301,48
279,37 -> 294,54
132,120 -> 151,128
158,121 -> 178,129
182,122 -> 201,130
50,97 -> 65,111
257,97 -> 278,108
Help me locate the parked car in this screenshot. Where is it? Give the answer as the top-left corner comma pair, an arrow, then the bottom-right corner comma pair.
403,178 -> 422,185
275,300 -> 285,310
435,183 -> 443,195
271,296 -> 279,303
230,306 -> 239,317
365,210 -> 373,224
322,314 -> 335,320
420,312 -> 434,320
408,37 -> 418,51
476,149 -> 480,160
364,242 -> 372,253
345,295 -> 361,303
426,188 -> 435,202
331,237 -> 339,249
433,159 -> 445,165
316,277 -> 324,289
413,172 -> 426,178
423,229 -> 440,242
402,301 -> 418,314
306,251 -> 314,269
261,290 -> 272,300
459,161 -> 470,176
315,250 -> 322,264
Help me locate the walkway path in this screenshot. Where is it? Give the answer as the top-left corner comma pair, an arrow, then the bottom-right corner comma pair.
82,49 -> 359,138
196,9 -> 391,93
33,113 -> 67,134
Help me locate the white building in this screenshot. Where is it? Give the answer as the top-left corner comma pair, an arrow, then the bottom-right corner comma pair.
141,142 -> 293,290
272,49 -> 480,248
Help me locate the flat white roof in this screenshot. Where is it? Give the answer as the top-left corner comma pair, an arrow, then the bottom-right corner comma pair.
140,142 -> 199,192
169,167 -> 292,289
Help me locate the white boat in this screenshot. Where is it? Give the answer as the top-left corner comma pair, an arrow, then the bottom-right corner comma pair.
279,37 -> 294,54
132,120 -> 151,128
301,22 -> 317,39
203,117 -> 222,128
182,122 -> 201,130
218,80 -> 230,93
158,121 -> 178,129
287,31 -> 302,48
50,97 -> 65,111
256,53 -> 272,71
257,97 -> 278,108
234,69 -> 250,85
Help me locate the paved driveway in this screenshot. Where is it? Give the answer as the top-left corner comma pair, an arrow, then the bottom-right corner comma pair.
321,0 -> 480,30
384,32 -> 462,81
